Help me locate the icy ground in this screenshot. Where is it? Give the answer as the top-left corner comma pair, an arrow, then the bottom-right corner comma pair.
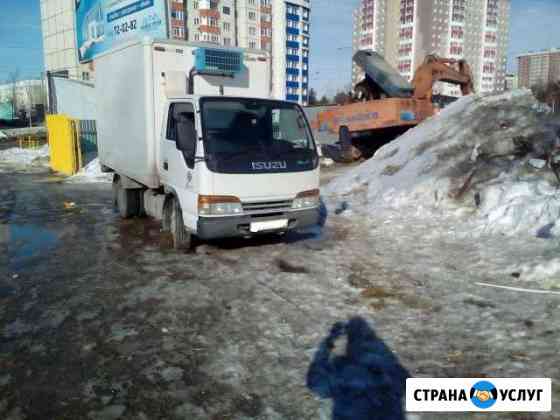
1,162 -> 559,418
67,158 -> 113,183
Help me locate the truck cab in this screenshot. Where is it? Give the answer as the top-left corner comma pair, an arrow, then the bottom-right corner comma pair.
160,95 -> 320,246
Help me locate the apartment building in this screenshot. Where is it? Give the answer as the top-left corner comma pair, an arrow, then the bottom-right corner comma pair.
40,0 -> 310,104
517,49 -> 560,89
352,0 -> 388,85
351,0 -> 511,97
168,0 -> 188,40
186,0 -> 311,104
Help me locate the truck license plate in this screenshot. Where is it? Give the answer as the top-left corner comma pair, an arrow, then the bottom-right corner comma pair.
250,219 -> 288,233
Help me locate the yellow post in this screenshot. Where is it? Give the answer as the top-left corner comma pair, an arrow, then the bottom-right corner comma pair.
46,115 -> 81,175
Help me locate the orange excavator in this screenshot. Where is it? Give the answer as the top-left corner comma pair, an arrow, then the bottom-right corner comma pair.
312,51 -> 474,161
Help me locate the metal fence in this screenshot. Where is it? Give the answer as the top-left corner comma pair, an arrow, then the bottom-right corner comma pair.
78,120 -> 98,166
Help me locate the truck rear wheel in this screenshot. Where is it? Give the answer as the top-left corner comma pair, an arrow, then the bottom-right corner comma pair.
112,175 -> 119,206
115,179 -> 140,218
169,197 -> 192,250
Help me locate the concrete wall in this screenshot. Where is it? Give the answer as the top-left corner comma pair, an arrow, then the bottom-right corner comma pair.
52,77 -> 96,120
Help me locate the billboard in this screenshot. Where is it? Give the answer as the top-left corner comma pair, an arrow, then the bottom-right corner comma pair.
75,0 -> 168,62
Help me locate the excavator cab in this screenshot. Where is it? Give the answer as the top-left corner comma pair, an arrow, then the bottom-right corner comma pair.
411,54 -> 475,101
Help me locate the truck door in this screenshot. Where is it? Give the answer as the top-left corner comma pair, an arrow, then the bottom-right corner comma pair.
161,102 -> 198,231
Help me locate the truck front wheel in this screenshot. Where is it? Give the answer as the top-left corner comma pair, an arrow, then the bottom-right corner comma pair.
169,197 -> 192,250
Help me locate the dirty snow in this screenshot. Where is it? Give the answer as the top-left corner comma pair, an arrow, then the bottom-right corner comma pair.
326,89 -> 560,237
324,89 -> 560,283
0,144 -> 49,166
66,158 -> 112,183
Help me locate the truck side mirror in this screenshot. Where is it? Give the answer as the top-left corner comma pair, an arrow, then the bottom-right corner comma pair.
176,113 -> 197,167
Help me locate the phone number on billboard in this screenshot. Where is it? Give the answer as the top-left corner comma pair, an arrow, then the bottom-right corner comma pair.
113,20 -> 138,35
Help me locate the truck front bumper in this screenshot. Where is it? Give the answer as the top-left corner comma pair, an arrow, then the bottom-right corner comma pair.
196,208 -> 320,240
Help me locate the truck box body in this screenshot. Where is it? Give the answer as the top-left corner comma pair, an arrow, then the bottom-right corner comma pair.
96,38 -> 271,188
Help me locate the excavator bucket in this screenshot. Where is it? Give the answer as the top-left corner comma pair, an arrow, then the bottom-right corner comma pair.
353,50 -> 414,98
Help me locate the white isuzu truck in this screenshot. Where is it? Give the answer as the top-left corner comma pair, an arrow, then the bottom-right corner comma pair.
96,38 -> 320,248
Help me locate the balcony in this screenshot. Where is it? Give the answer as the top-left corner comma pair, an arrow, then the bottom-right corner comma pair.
199,9 -> 220,18
199,25 -> 220,34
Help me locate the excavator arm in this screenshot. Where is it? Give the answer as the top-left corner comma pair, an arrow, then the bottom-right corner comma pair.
411,55 -> 475,101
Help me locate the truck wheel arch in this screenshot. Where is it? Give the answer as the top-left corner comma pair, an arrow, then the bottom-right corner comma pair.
162,192 -> 177,232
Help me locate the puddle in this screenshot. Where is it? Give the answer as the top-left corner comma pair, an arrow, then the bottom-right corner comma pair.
0,285 -> 16,298
6,224 -> 58,269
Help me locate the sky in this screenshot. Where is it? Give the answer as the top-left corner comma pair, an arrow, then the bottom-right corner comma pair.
0,0 -> 559,93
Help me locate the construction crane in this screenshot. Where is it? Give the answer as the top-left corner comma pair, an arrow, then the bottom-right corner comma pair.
311,50 -> 474,162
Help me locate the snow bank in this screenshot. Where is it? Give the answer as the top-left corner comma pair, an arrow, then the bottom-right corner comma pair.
326,89 -> 560,237
66,158 -> 112,183
0,144 -> 50,166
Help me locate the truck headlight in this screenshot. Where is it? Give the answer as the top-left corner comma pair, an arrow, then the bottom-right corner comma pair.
292,189 -> 320,209
198,195 -> 243,216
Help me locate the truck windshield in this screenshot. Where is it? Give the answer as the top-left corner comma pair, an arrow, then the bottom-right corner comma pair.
200,98 -> 318,174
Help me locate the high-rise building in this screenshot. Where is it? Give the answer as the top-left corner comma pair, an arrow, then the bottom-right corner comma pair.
40,0 -> 310,104
517,49 -> 560,89
186,0 -> 311,104
168,0 -> 188,40
351,0 -> 511,97
352,0 -> 388,85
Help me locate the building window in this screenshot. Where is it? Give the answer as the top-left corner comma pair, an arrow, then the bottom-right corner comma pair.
172,27 -> 184,38
249,40 -> 257,49
171,10 -> 184,20
194,17 -> 200,25
248,11 -> 256,20
249,26 -> 256,36
224,37 -> 231,46
223,22 -> 230,31
223,6 -> 230,15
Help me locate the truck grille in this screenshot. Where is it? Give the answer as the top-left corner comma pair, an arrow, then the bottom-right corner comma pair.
242,200 -> 293,214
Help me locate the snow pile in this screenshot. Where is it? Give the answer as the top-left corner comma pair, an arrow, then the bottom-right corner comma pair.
67,158 -> 112,183
0,130 -> 7,139
0,144 -> 50,166
326,89 -> 560,236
